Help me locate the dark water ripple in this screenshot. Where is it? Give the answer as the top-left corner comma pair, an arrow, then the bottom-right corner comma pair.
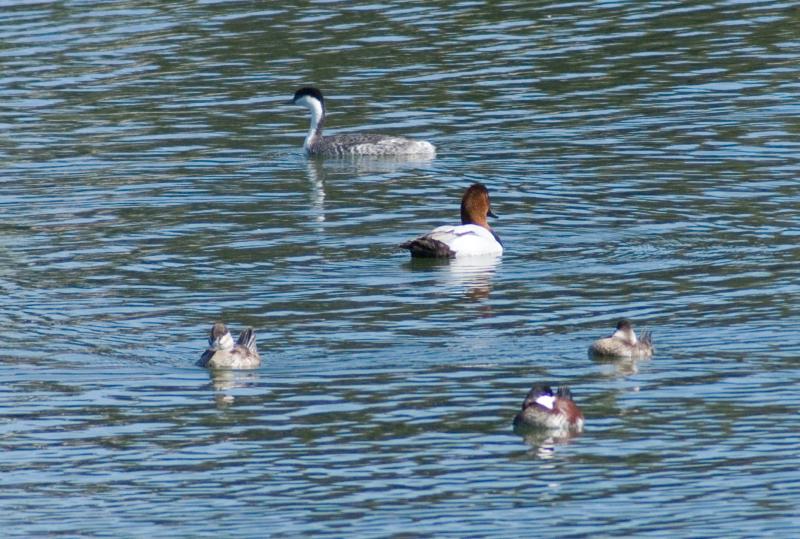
2,0 -> 800,537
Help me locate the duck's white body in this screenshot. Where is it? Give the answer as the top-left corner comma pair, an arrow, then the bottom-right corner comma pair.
417,224 -> 503,258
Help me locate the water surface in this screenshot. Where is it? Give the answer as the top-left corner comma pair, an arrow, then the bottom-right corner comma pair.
2,1 -> 800,537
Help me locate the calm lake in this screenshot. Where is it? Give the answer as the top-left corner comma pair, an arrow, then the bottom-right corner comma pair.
2,1 -> 800,537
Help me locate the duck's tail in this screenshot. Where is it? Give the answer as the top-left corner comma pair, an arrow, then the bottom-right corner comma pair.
236,327 -> 258,354
399,237 -> 455,258
640,329 -> 653,349
556,385 -> 574,401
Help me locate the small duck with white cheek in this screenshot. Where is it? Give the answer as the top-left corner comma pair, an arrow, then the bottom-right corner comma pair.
400,183 -> 503,258
198,322 -> 261,370
588,319 -> 653,360
513,384 -> 585,432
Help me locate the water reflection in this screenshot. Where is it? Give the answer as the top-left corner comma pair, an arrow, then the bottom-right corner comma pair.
514,423 -> 582,459
304,154 -> 437,228
594,355 -> 642,378
208,369 -> 259,396
305,153 -> 435,175
331,155 -> 436,171
445,255 -> 500,300
403,255 -> 500,300
3,0 -> 800,536
306,158 -> 327,225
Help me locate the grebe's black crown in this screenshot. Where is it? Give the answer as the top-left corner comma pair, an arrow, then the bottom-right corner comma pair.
293,86 -> 324,105
616,319 -> 632,331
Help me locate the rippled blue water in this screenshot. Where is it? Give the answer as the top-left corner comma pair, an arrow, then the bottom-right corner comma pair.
2,1 -> 800,537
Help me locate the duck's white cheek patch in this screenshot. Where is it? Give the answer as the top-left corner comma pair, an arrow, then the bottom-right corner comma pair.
219,333 -> 235,350
535,395 -> 555,410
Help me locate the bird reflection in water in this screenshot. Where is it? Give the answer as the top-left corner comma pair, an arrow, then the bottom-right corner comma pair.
594,355 -> 641,377
513,422 -> 583,459
305,155 -> 436,231
405,255 -> 501,302
207,369 -> 261,408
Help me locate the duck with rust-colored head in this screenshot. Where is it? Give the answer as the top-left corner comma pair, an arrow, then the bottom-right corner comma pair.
198,322 -> 261,370
400,183 -> 503,258
589,319 -> 653,359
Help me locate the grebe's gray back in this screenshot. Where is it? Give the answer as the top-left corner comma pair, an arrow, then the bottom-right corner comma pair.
291,87 -> 436,157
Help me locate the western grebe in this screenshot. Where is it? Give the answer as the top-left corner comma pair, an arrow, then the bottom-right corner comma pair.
291,86 -> 436,157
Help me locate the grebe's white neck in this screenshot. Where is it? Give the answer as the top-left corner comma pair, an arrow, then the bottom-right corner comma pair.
295,94 -> 325,151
